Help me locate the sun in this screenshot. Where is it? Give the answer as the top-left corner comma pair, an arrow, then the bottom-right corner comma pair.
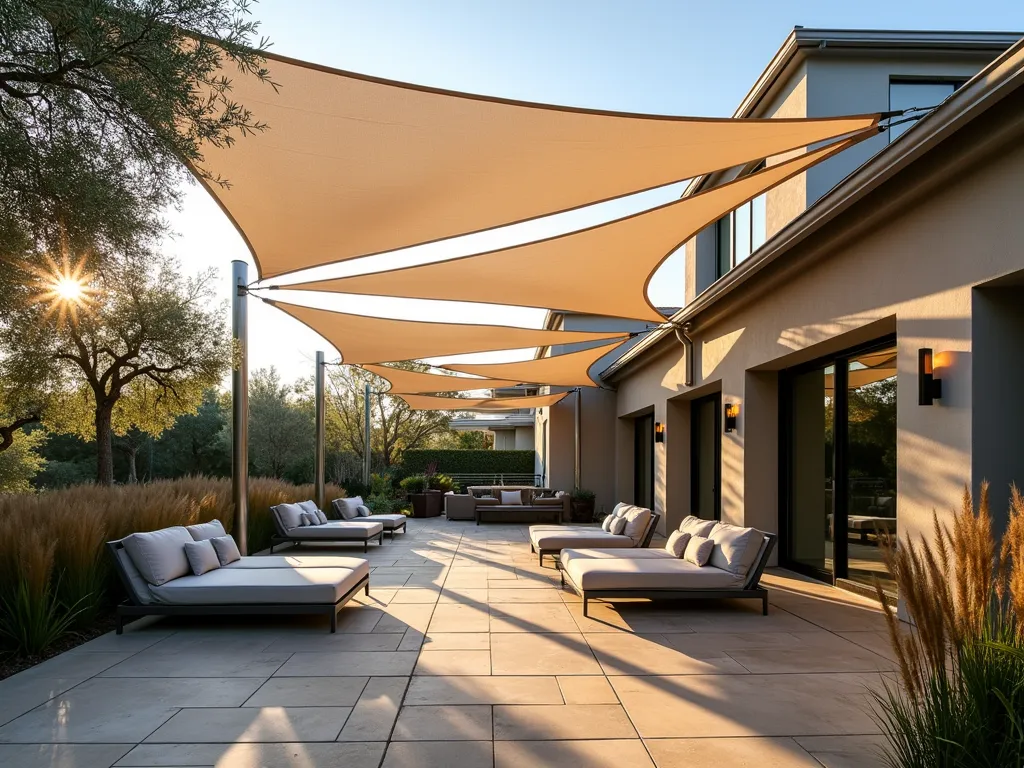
28,254 -> 97,326
54,276 -> 85,301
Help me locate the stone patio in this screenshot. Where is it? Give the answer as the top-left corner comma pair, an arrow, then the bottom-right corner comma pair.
0,517 -> 895,767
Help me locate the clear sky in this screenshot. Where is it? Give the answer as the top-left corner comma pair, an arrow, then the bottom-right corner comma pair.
162,0 -> 1023,383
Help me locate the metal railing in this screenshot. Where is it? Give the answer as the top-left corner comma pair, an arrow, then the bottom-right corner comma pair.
448,473 -> 543,490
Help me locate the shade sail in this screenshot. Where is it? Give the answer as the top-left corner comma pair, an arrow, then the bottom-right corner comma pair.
361,364 -> 521,394
199,50 -> 879,278
442,339 -> 627,388
398,393 -> 568,412
288,133 -> 871,321
266,299 -> 629,364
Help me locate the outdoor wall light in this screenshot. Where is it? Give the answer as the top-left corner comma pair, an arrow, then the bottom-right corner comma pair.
918,348 -> 942,406
654,421 -> 665,443
724,403 -> 738,433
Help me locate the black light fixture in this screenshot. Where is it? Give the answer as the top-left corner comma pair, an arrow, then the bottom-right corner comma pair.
724,403 -> 738,433
918,348 -> 942,405
654,421 -> 665,443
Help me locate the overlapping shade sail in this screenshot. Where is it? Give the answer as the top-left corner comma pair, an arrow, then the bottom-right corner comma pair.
442,339 -> 628,388
285,133 -> 871,321
267,299 -> 629,364
399,393 -> 569,412
199,50 -> 879,278
360,363 -> 520,394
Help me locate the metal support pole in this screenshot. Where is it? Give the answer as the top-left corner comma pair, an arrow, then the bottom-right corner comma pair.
314,351 -> 326,509
230,260 -> 249,555
574,388 -> 582,490
363,383 -> 372,486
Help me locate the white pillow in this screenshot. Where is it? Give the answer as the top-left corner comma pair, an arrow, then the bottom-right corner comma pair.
612,502 -> 632,518
623,507 -> 652,545
609,516 -> 627,535
122,527 -> 194,586
183,540 -> 220,576
210,535 -> 242,565
665,530 -> 690,558
500,490 -> 523,505
684,535 -> 714,566
679,515 -> 717,538
356,504 -> 372,517
708,523 -> 764,577
601,515 -> 613,532
186,519 -> 227,541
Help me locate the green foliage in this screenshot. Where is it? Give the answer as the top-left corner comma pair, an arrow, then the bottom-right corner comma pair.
571,487 -> 595,502
248,368 -> 314,481
0,575 -> 88,657
428,473 -> 455,492
399,475 -> 428,494
402,449 -> 536,475
0,426 -> 46,491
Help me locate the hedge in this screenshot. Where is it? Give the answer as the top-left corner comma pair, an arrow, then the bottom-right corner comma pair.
402,449 -> 536,475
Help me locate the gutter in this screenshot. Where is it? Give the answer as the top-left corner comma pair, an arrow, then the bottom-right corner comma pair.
601,35 -> 1024,384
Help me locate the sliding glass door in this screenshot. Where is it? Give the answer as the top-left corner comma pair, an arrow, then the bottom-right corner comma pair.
634,414 -> 654,510
691,394 -> 721,521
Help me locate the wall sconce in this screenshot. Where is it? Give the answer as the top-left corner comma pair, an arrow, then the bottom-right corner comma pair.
654,421 -> 665,443
724,403 -> 738,433
918,348 -> 942,406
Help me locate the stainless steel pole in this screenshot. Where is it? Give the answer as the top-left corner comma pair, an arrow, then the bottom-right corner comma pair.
314,351 -> 326,509
574,388 -> 582,490
363,383 -> 372,486
230,260 -> 249,555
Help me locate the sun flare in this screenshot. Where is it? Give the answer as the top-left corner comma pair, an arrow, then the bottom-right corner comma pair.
28,254 -> 97,325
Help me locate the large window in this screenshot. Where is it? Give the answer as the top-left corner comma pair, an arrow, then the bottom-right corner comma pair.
889,79 -> 963,141
715,191 -> 768,279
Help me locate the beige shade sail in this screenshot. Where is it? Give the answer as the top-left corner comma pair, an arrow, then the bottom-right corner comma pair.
287,133 -> 871,321
198,50 -> 879,278
266,299 -> 630,364
398,393 -> 569,412
442,339 -> 628,388
360,363 -> 521,394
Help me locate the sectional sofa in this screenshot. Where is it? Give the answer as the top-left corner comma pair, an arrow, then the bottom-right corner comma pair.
445,487 -> 570,525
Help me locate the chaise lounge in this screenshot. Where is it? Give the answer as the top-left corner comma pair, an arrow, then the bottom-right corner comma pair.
270,500 -> 384,552
332,496 -> 407,538
108,519 -> 369,634
558,516 -> 777,616
529,503 -> 660,566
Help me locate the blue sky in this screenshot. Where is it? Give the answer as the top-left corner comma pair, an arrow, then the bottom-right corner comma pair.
164,1 -> 1023,381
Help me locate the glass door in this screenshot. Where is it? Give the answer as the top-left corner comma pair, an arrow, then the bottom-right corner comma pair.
634,414 -> 654,509
690,394 -> 721,521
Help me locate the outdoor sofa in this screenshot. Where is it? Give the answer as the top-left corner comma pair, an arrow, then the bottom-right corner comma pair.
270,500 -> 384,552
529,502 -> 661,566
108,519 -> 369,634
558,515 -> 777,617
332,496 -> 407,538
458,487 -> 570,525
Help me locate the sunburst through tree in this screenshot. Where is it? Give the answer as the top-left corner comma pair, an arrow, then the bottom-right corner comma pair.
28,254 -> 97,326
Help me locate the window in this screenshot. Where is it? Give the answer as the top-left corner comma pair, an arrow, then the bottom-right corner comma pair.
889,79 -> 963,142
714,191 -> 767,278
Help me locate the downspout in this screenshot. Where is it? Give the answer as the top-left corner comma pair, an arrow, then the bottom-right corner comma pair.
674,322 -> 695,387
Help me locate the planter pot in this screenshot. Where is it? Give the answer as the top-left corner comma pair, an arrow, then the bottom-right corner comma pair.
570,500 -> 595,524
410,491 -> 443,518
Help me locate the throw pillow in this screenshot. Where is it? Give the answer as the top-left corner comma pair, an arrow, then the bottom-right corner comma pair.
708,523 -> 764,577
315,509 -> 328,524
297,500 -> 323,524
299,512 -> 314,526
610,516 -> 628,535
500,490 -> 523,506
678,515 -> 717,538
623,507 -> 652,545
333,497 -> 362,520
210,535 -> 242,566
122,526 -> 193,586
185,519 -> 227,542
601,514 -> 613,532
183,539 -> 220,576
356,504 -> 372,517
683,535 -> 714,566
665,530 -> 691,558
273,502 -> 305,531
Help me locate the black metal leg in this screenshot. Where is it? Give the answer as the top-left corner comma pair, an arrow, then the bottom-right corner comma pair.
330,609 -> 337,633
378,532 -> 384,546
583,595 -> 589,618
270,543 -> 275,553
365,582 -> 370,595
364,540 -> 368,553
762,594 -> 769,616
116,611 -> 124,635
538,552 -> 543,566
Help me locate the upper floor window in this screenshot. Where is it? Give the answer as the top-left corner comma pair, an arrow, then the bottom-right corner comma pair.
889,79 -> 964,142
715,188 -> 767,279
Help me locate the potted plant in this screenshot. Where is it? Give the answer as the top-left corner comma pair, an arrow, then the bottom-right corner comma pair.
570,487 -> 596,523
401,474 -> 442,517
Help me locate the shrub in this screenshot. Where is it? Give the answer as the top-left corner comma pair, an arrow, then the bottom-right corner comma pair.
402,449 -> 535,475
872,482 -> 1024,768
428,473 -> 455,492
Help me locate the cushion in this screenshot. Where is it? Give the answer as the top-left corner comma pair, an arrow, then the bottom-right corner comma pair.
122,526 -> 194,586
149,565 -> 368,606
285,521 -> 384,540
623,507 -> 652,545
665,530 -> 690,558
183,540 -> 221,576
533,497 -> 563,507
114,547 -> 155,604
609,517 -> 627,535
210,535 -> 242,565
356,504 -> 371,517
333,497 -> 362,520
186,519 -> 227,541
601,515 -> 613,532
315,509 -> 328,524
500,490 -> 523,505
297,499 -> 320,515
684,535 -> 714,566
612,502 -> 632,517
367,514 -> 407,529
708,523 -> 764,578
299,512 -> 315,526
274,503 -> 306,530
679,515 -> 717,538
297,501 -> 326,525
530,529 -> 637,551
560,550 -> 742,590
224,555 -> 370,569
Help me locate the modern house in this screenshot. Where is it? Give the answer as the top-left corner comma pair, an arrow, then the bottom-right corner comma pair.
450,385 -> 540,450
548,28 -> 1024,600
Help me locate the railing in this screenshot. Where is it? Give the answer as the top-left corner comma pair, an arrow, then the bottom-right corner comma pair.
448,473 -> 544,490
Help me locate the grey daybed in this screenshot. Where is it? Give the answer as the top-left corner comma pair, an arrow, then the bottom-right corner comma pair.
271,501 -> 384,552
529,504 -> 661,566
559,518 -> 777,616
108,520 -> 369,633
332,496 -> 407,538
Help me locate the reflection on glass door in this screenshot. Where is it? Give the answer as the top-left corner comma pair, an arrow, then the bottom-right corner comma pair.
634,414 -> 654,509
691,394 -> 721,521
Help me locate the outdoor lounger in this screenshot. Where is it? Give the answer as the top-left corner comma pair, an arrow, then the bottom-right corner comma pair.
529,503 -> 661,566
108,520 -> 370,634
271,500 -> 384,552
332,496 -> 407,538
558,518 -> 777,617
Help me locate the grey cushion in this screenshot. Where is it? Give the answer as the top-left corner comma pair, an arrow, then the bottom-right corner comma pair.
315,509 -> 328,524
211,535 -> 241,565
297,501 -> 324,525
684,535 -> 714,566
333,497 -> 362,520
183,540 -> 221,576
601,515 -> 613,532
115,547 -> 155,604
665,530 -> 690,558
297,500 -> 320,516
274,503 -> 306,530
356,505 -> 371,517
368,514 -> 407,530
499,490 -> 523,505
708,523 -> 764,577
149,564 -> 369,606
122,526 -> 194,586
284,521 -> 384,540
560,550 -> 742,590
622,507 -> 651,545
609,517 -> 627,535
223,555 -> 370,569
679,515 -> 717,538
186,519 -> 227,541
530,529 -> 636,551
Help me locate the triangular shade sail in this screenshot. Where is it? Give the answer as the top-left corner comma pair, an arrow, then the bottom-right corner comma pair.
361,364 -> 521,394
288,133 -> 870,321
199,50 -> 879,278
266,300 -> 629,364
442,339 -> 628,388
399,393 -> 568,412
